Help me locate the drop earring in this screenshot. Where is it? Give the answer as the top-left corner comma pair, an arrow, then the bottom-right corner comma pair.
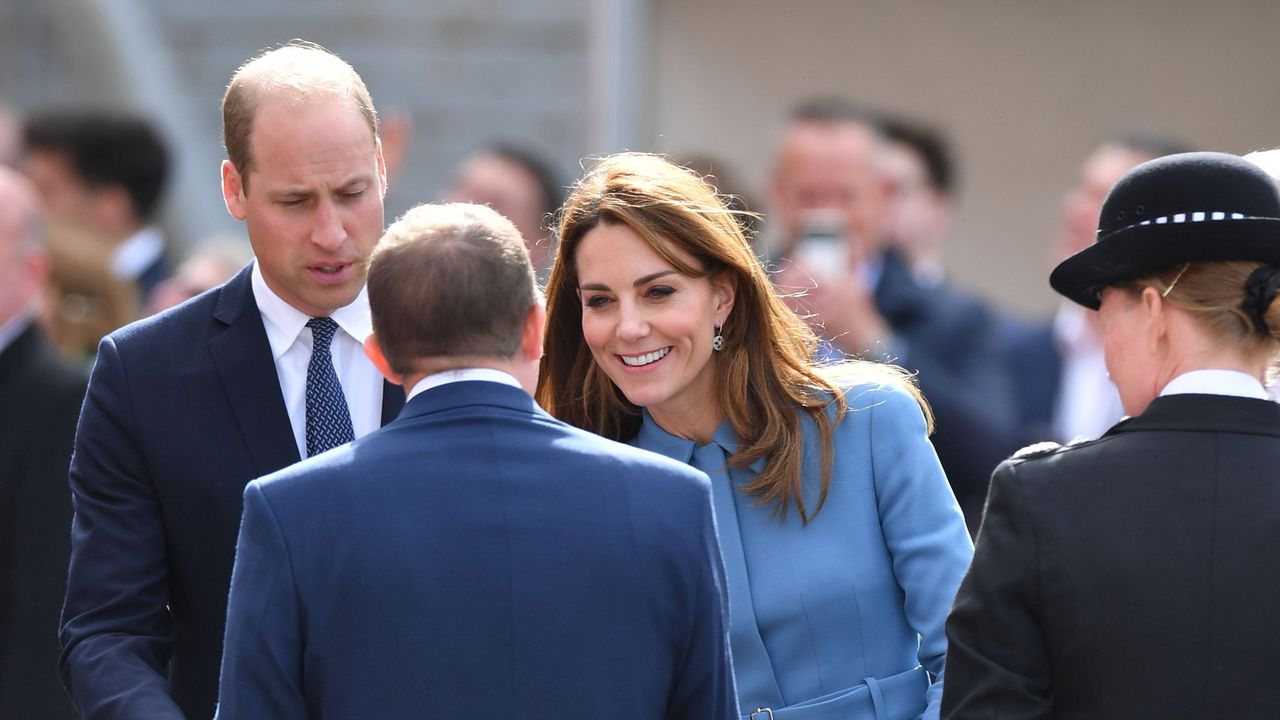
712,324 -> 725,351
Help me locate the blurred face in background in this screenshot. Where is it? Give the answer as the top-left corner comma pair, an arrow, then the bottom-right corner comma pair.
770,121 -> 893,264
442,152 -> 546,253
884,141 -> 951,266
1057,144 -> 1153,262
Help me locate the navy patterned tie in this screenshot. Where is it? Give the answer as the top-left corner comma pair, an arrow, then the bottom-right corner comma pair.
305,317 -> 355,457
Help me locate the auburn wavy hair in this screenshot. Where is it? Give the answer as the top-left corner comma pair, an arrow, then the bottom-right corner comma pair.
536,153 -> 928,523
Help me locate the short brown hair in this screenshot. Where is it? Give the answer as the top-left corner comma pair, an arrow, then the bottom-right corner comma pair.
222,40 -> 378,187
369,203 -> 537,376
536,153 -> 927,523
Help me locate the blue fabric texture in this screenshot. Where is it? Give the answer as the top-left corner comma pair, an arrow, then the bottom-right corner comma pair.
636,381 -> 974,720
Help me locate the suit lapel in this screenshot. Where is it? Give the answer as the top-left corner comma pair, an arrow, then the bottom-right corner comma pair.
208,267 -> 300,475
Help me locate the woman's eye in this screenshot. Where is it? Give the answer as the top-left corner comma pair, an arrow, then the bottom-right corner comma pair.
584,295 -> 610,308
646,285 -> 675,299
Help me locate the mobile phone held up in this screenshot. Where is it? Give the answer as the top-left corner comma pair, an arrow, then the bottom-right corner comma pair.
792,211 -> 848,283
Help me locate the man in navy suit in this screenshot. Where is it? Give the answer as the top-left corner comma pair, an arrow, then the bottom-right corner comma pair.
216,202 -> 737,719
59,42 -> 402,719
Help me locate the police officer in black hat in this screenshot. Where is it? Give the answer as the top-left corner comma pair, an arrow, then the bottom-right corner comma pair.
942,151 -> 1280,719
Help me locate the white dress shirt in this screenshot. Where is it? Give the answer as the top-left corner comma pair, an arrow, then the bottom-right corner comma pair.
406,368 -> 523,402
251,260 -> 384,458
110,226 -> 165,281
1159,369 -> 1270,400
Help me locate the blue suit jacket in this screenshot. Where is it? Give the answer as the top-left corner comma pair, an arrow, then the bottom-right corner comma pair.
60,266 -> 403,719
215,380 -> 737,720
637,382 -> 973,720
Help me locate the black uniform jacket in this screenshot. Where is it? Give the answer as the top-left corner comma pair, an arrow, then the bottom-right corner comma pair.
943,393 -> 1280,719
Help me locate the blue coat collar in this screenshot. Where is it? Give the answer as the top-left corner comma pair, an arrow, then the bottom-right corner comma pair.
635,410 -> 768,473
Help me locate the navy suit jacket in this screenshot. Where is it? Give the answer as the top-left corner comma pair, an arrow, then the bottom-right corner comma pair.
0,322 -> 85,720
60,266 -> 402,719
216,380 -> 736,720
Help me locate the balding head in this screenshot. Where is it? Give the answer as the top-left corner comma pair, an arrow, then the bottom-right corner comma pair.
0,166 -> 46,325
222,41 -> 379,187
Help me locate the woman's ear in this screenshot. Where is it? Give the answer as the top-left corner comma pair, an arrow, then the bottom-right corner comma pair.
1140,285 -> 1168,354
712,274 -> 736,327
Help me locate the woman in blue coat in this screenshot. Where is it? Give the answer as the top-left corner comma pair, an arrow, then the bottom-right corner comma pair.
536,153 -> 973,720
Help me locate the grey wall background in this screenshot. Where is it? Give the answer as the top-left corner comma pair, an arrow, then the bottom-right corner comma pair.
4,0 -> 1279,318
649,0 -> 1280,317
0,0 -> 590,246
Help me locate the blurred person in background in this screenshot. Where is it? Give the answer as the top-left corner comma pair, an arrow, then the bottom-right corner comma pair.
881,116 -> 956,287
40,222 -> 140,364
1002,131 -> 1192,446
945,151 -> 1280,719
146,234 -> 254,315
0,165 -> 84,720
440,142 -> 564,283
539,153 -> 972,719
769,97 -> 1015,530
21,109 -> 172,309
58,42 -> 403,719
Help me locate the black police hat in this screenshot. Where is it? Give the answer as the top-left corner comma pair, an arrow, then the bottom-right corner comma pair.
1050,151 -> 1280,309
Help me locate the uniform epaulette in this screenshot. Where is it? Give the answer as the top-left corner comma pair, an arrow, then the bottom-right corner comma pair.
1011,441 -> 1062,460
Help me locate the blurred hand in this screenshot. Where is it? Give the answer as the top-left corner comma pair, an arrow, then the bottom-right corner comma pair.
774,257 -> 890,357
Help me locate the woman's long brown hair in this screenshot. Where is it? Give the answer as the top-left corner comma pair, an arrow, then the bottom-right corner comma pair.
536,153 -> 929,523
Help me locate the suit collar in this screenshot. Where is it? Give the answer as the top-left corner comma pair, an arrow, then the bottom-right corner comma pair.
873,249 -> 928,323
1107,393 -> 1280,439
396,379 -> 542,421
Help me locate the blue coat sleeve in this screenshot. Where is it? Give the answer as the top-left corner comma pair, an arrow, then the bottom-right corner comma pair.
866,385 -> 974,720
666,473 -> 739,720
215,481 -> 308,720
59,335 -> 184,719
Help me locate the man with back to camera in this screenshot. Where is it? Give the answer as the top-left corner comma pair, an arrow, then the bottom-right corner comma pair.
21,110 -> 173,308
769,97 -> 1016,530
216,202 -> 737,720
58,42 -> 404,719
0,166 -> 84,720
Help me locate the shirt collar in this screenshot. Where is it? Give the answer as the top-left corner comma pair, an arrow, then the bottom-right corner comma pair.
1160,369 -> 1269,401
251,259 -> 372,360
110,225 -> 164,280
406,368 -> 523,402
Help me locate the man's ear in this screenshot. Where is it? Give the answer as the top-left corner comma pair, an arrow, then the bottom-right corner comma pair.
363,333 -> 401,385
374,138 -> 388,199
222,160 -> 248,221
521,301 -> 548,362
